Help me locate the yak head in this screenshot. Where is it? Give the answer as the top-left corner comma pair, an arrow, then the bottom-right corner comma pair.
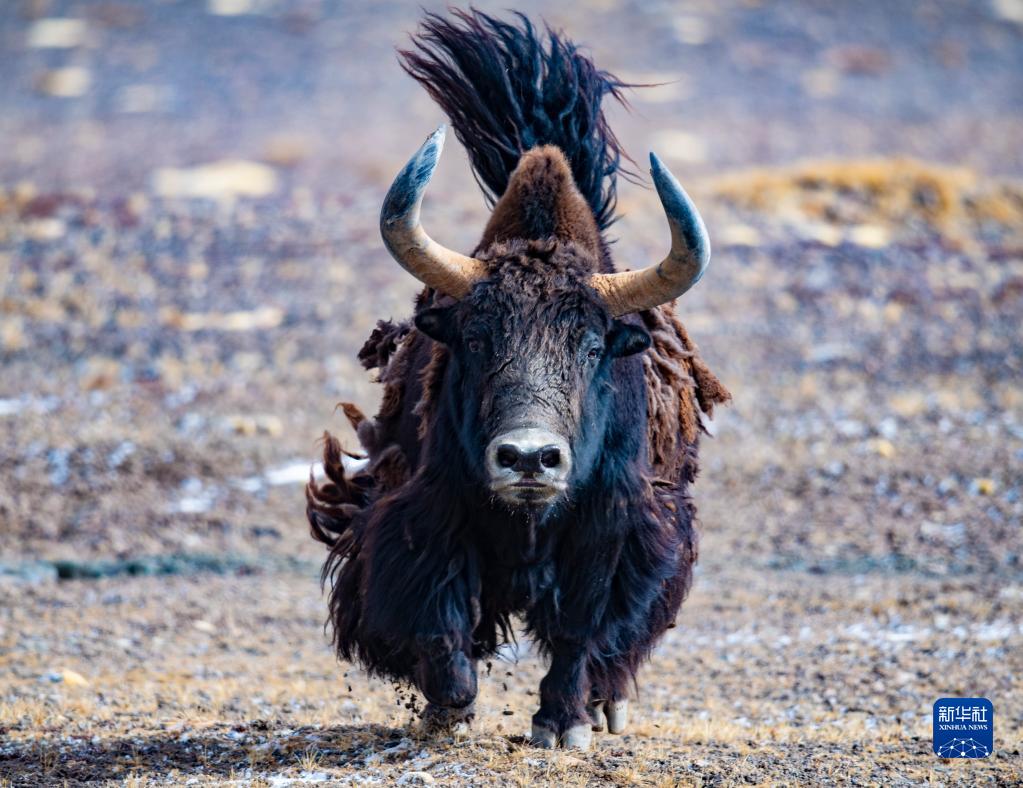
380,127 -> 709,510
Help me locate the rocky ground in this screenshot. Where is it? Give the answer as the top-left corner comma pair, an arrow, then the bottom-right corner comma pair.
1,0 -> 1022,785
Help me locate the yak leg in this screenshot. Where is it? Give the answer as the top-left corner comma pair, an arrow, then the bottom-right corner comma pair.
416,645 -> 477,734
586,656 -> 634,734
414,635 -> 478,732
530,639 -> 593,750
354,485 -> 483,734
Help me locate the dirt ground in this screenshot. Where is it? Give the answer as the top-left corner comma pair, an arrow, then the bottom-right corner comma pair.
1,0 -> 1022,785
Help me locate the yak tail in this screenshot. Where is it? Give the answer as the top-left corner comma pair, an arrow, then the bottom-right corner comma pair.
400,9 -> 634,231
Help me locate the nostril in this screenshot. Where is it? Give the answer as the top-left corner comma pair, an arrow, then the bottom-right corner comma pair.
496,445 -> 519,469
540,447 -> 561,469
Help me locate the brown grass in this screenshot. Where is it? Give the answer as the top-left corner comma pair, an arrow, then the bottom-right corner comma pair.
712,158 -> 1023,239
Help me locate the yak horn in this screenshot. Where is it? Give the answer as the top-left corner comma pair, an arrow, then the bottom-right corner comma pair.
590,152 -> 710,316
379,126 -> 487,299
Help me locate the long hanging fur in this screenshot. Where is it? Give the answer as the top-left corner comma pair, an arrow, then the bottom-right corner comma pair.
399,9 -> 634,230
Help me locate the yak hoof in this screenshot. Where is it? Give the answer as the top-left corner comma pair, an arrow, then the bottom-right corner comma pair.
530,722 -> 593,750
605,700 -> 628,734
419,702 -> 475,735
587,700 -> 605,732
561,724 -> 593,750
530,723 -> 558,749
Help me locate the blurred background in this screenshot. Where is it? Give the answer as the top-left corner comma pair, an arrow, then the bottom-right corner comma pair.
1,1 -> 1021,784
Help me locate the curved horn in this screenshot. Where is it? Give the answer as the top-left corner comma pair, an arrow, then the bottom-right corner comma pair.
589,152 -> 710,316
380,126 -> 487,298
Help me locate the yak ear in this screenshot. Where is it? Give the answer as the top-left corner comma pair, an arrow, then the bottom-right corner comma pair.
606,320 -> 651,358
414,305 -> 456,344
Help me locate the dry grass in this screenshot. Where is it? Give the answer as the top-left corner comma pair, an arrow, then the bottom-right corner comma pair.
1,566 -> 1020,785
712,158 -> 1023,242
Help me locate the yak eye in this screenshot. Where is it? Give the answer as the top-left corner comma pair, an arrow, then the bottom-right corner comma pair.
467,339 -> 483,353
586,347 -> 601,363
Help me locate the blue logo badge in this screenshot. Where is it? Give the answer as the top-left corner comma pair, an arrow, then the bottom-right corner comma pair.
933,698 -> 993,758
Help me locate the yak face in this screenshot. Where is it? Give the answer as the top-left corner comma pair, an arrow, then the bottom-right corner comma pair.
415,240 -> 650,509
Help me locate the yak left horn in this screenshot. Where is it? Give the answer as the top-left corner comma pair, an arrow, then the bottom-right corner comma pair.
589,152 -> 710,316
379,125 -> 487,298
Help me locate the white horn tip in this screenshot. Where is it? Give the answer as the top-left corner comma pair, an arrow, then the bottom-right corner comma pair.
428,124 -> 446,148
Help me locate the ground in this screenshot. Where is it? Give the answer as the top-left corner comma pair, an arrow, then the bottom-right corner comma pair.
1,0 -> 1022,785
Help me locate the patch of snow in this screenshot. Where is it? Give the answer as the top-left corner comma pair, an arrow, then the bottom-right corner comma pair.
0,395 -> 60,417
265,462 -> 322,487
173,477 -> 216,514
107,440 -> 135,469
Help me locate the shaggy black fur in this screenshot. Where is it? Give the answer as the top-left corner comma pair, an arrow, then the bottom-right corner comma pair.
308,9 -> 728,742
399,9 -> 634,230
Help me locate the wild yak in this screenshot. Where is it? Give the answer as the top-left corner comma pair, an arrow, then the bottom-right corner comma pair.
307,10 -> 729,750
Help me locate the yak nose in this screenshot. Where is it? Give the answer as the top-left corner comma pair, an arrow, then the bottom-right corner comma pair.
485,428 -> 572,504
495,443 -> 562,474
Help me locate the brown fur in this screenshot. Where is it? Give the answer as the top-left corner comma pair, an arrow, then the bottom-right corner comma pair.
480,147 -> 604,258
642,305 -> 731,482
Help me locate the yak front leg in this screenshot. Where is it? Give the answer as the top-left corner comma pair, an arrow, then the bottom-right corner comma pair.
530,639 -> 593,750
414,633 -> 478,733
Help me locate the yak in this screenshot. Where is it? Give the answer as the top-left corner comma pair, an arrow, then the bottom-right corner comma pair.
307,10 -> 729,750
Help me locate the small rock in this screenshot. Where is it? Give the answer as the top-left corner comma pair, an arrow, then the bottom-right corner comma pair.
921,521 -> 966,546
0,318 -> 27,352
992,0 -> 1023,24
262,134 -> 311,168
27,18 -> 87,48
162,306 -> 283,332
60,669 -> 90,687
0,398 -> 24,417
971,478 -> 997,496
808,342 -> 856,364
80,357 -> 122,391
650,130 -> 708,165
848,224 -> 891,248
397,771 -> 435,785
193,620 -> 216,634
152,160 -> 278,201
796,221 -> 843,246
877,417 -> 898,440
836,419 -> 867,439
889,391 -> 928,418
208,0 -> 255,15
224,414 -> 282,436
872,439 -> 896,459
801,67 -> 840,98
827,44 -> 892,76
36,67 -> 91,97
672,16 -> 710,45
115,84 -> 169,114
717,224 -> 761,247
107,440 -> 136,469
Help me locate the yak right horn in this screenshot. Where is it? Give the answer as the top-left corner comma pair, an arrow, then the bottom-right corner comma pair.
379,125 -> 488,299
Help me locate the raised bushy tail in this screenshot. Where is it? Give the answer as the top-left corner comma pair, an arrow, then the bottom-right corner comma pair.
400,9 -> 632,231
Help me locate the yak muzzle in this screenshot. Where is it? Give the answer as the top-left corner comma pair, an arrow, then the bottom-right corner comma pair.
485,427 -> 572,506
